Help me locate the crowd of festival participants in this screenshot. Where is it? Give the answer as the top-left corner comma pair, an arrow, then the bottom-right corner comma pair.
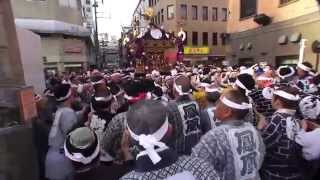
33,61 -> 320,180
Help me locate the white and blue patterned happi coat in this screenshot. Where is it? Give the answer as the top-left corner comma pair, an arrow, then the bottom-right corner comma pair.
120,156 -> 220,180
192,120 -> 265,180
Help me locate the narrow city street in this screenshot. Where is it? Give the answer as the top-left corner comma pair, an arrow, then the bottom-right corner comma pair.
1,0 -> 320,180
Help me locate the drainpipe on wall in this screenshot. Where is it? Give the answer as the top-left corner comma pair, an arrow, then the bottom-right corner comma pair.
299,39 -> 307,64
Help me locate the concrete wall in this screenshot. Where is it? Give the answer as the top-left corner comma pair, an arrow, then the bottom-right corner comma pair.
227,0 -> 319,33
11,0 -> 83,25
0,125 -> 39,180
0,0 -> 25,87
17,28 -> 46,94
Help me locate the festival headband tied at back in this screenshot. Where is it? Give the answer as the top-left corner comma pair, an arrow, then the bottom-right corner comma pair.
273,90 -> 300,101
221,96 -> 252,110
277,66 -> 295,80
94,94 -> 113,102
91,79 -> 105,86
127,117 -> 169,165
235,79 -> 251,96
297,63 -> 312,72
64,131 -> 100,165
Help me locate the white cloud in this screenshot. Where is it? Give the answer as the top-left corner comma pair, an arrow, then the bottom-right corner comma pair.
97,0 -> 139,39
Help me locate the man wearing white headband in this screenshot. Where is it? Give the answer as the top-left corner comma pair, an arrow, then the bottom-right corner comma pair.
167,75 -> 203,155
89,87 -> 115,163
233,73 -> 259,126
200,87 -> 221,133
91,74 -> 108,95
192,89 -> 265,180
121,100 -> 220,180
296,62 -> 316,93
258,86 -> 304,180
46,83 -> 79,180
101,79 -> 148,167
276,66 -> 296,85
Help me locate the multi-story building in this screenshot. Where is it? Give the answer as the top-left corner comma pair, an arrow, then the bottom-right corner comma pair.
11,0 -> 96,73
81,0 -> 94,29
132,0 -> 229,65
132,0 -> 149,34
226,0 -> 320,69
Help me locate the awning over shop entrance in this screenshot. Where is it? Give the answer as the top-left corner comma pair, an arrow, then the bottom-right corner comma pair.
64,64 -> 82,68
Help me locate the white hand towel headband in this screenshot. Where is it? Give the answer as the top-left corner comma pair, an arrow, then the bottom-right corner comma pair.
297,63 -> 312,72
127,117 -> 169,164
221,96 -> 252,110
205,86 -> 221,93
273,90 -> 300,101
94,94 -> 113,102
64,139 -> 100,165
277,66 -> 295,79
235,79 -> 251,95
91,79 -> 105,86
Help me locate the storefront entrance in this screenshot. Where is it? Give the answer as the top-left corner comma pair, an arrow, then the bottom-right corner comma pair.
275,55 -> 299,67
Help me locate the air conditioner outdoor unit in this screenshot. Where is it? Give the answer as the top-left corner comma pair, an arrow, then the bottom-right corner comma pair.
254,14 -> 272,26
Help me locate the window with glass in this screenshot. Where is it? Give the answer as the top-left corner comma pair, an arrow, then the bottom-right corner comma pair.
203,32 -> 208,46
192,6 -> 198,20
167,5 -> 175,20
221,33 -> 227,45
203,6 -> 208,21
161,9 -> 164,22
158,12 -> 161,24
240,0 -> 257,19
212,32 -> 218,45
222,8 -> 228,21
212,7 -> 218,21
280,0 -> 298,6
192,32 -> 198,46
181,4 -> 187,20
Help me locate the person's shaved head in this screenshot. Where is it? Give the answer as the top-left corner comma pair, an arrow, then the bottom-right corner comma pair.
174,75 -> 191,94
215,89 -> 250,121
127,100 -> 168,136
225,89 -> 250,119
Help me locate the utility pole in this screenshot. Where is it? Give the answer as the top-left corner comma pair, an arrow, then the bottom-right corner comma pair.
93,0 -> 100,68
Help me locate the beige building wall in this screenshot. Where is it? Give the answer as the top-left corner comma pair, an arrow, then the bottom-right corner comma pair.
135,0 -> 229,63
41,36 -> 61,63
226,0 -> 320,68
11,0 -> 83,25
41,36 -> 88,72
227,0 -> 319,33
10,0 -> 90,72
151,0 -> 177,32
